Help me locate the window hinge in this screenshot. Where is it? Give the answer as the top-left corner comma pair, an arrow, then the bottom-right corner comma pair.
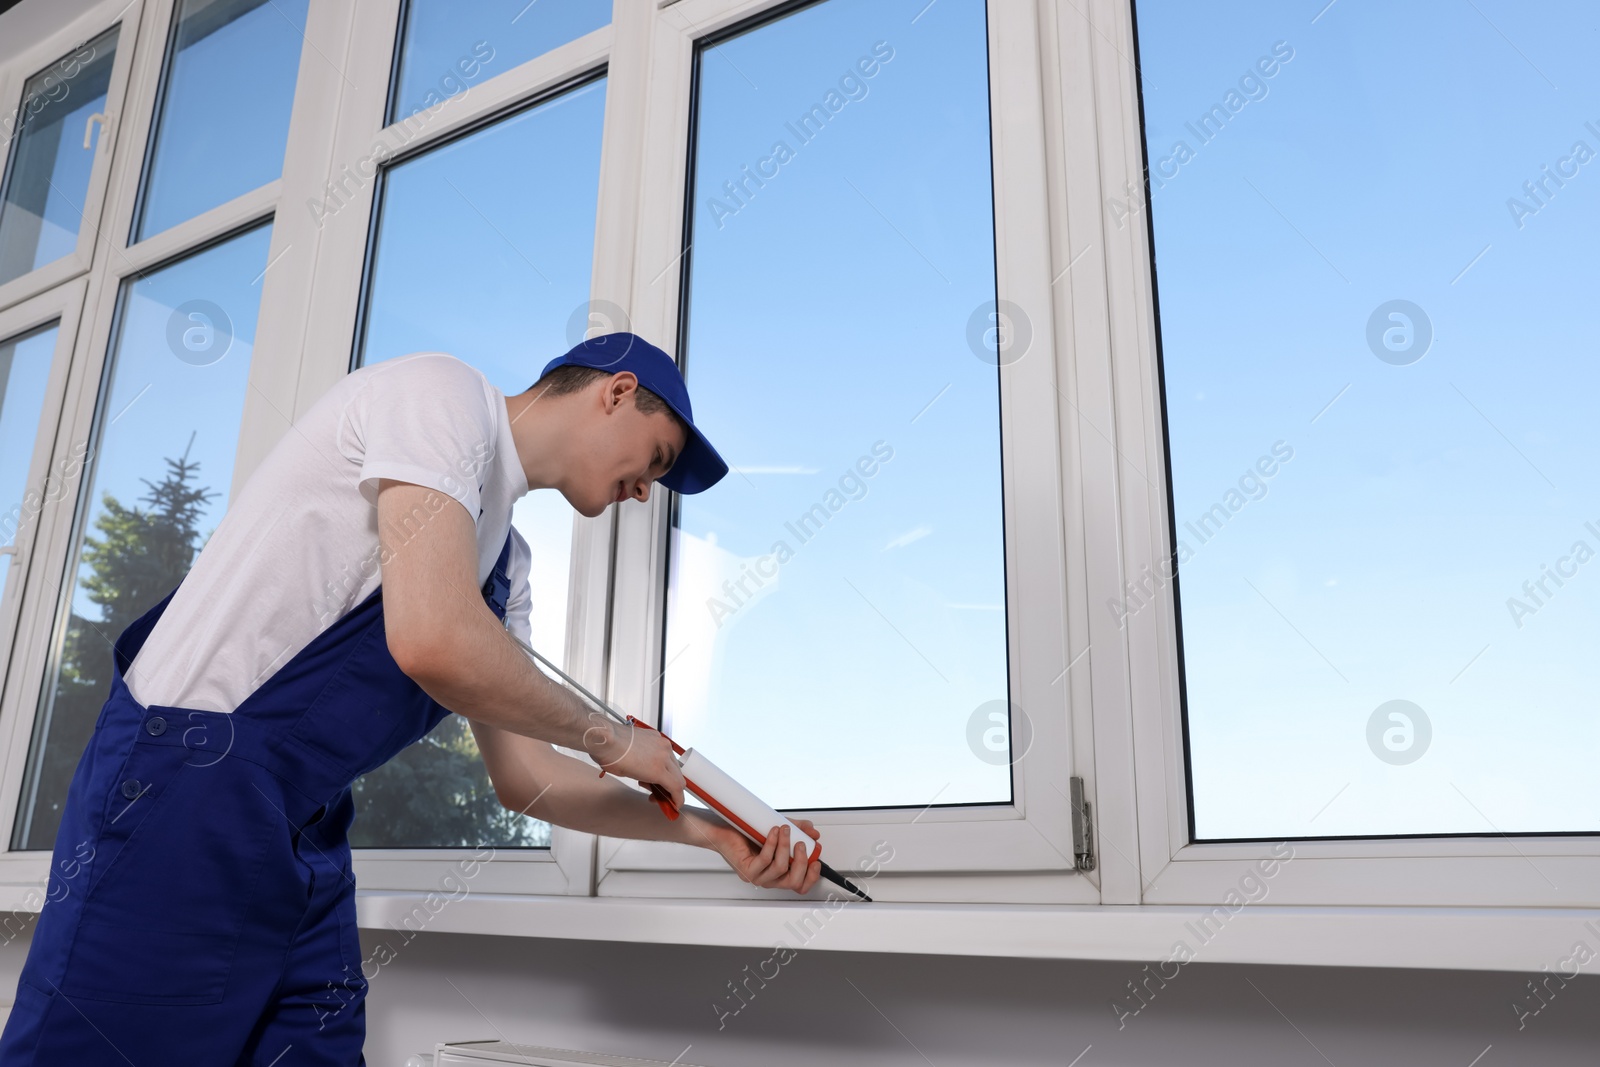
1070,776 -> 1095,872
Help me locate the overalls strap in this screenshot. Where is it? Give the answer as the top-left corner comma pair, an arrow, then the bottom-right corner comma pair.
481,528 -> 515,622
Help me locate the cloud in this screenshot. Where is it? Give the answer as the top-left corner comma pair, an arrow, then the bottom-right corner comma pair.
883,525 -> 932,551
730,465 -> 820,475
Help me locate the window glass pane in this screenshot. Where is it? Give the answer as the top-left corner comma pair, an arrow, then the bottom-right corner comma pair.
352,78 -> 607,848
0,323 -> 60,605
388,0 -> 609,124
14,224 -> 271,850
0,27 -> 118,285
663,0 -> 1007,811
133,0 -> 308,241
1134,1 -> 1600,838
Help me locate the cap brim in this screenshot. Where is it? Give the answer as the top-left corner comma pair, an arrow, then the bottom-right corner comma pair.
657,418 -> 728,494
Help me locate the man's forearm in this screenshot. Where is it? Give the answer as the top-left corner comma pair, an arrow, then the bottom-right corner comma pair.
404,589 -> 604,751
553,775 -> 722,848
401,589 -> 680,805
473,719 -> 716,848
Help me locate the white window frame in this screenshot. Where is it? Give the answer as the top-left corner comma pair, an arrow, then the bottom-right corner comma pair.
0,278 -> 88,699
1077,0 -> 1600,907
0,0 -> 1585,965
598,0 -> 1091,904
0,0 -> 140,314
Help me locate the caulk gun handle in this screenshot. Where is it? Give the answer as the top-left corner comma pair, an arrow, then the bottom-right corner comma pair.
622,715 -> 684,820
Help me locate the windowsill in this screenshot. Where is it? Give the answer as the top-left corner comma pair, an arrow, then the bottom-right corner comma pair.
0,878 -> 1583,972
345,889 -> 1588,974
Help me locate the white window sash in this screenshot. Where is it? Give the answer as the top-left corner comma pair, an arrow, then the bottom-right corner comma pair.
0,280 -> 91,882
598,0 -> 1091,901
1074,0 -> 1600,907
0,0 -> 144,317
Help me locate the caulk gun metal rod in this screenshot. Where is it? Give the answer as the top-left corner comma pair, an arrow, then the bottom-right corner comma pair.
505,630 -> 874,903
504,629 -> 634,731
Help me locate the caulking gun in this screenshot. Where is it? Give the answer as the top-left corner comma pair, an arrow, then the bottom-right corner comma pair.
507,632 -> 873,903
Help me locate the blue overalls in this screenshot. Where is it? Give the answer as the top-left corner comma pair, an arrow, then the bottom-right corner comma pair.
0,530 -> 516,1066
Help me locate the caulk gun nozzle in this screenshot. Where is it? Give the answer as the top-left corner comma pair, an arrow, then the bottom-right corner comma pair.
820,861 -> 873,903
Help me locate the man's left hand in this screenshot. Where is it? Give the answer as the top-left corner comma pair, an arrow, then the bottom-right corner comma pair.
687,813 -> 822,895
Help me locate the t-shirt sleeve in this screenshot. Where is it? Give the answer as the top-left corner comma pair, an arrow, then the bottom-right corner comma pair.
348,353 -> 498,521
505,525 -> 534,646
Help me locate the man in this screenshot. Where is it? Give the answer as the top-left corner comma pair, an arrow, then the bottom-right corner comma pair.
0,332 -> 820,1065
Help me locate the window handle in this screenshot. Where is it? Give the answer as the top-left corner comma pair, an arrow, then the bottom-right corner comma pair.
83,112 -> 109,151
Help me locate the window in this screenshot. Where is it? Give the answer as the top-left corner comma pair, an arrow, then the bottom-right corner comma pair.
387,0 -> 609,123
1133,0 -> 1600,841
15,223 -> 273,850
2,0 -> 1581,936
0,27 -> 119,287
0,323 -> 59,605
348,76 -> 609,849
132,0 -> 309,241
663,0 -> 1009,811
601,0 -> 1079,895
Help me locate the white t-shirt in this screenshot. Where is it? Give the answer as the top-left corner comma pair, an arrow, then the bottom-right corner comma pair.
126,352 -> 534,713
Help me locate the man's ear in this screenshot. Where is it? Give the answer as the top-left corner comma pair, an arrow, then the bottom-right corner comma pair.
602,371 -> 639,413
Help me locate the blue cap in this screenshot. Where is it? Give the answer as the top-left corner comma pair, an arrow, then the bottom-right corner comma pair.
538,332 -> 728,494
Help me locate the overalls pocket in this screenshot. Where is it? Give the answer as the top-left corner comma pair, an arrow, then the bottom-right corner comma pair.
59,737 -> 279,1005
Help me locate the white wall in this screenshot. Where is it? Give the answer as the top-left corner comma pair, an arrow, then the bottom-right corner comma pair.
344,927 -> 1599,1067
0,0 -> 100,64
1,890 -> 1596,1063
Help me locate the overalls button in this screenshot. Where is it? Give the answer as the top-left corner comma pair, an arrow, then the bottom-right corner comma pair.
145,716 -> 167,736
120,779 -> 142,800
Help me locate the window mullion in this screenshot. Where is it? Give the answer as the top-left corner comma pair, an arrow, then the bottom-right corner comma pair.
234,0 -> 367,489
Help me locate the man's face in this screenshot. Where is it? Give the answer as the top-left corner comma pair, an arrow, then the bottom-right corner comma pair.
565,373 -> 687,518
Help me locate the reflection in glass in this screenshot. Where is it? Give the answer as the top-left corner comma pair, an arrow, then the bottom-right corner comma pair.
0,323 -> 60,605
388,0 -> 609,124
133,0 -> 308,241
663,0 -> 1007,811
353,78 -> 608,848
14,224 -> 271,850
1135,0 -> 1600,838
0,27 -> 119,285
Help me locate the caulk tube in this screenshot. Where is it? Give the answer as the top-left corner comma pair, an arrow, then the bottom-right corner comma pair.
679,748 -> 815,862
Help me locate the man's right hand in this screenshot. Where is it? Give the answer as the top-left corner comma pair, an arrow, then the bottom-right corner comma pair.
584,719 -> 685,812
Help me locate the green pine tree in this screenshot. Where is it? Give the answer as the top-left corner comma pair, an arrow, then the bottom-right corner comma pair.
22,435 -> 544,851
351,714 -> 547,848
22,436 -> 216,849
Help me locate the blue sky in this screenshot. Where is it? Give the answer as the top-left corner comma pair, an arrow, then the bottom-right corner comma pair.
27,0 -> 1580,842
15,0 -> 306,620
65,224 -> 272,623
1138,0 -> 1599,837
135,0 -> 306,241
662,0 -> 1010,811
20,0 -> 1008,835
0,26 -> 117,283
391,0 -> 609,122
